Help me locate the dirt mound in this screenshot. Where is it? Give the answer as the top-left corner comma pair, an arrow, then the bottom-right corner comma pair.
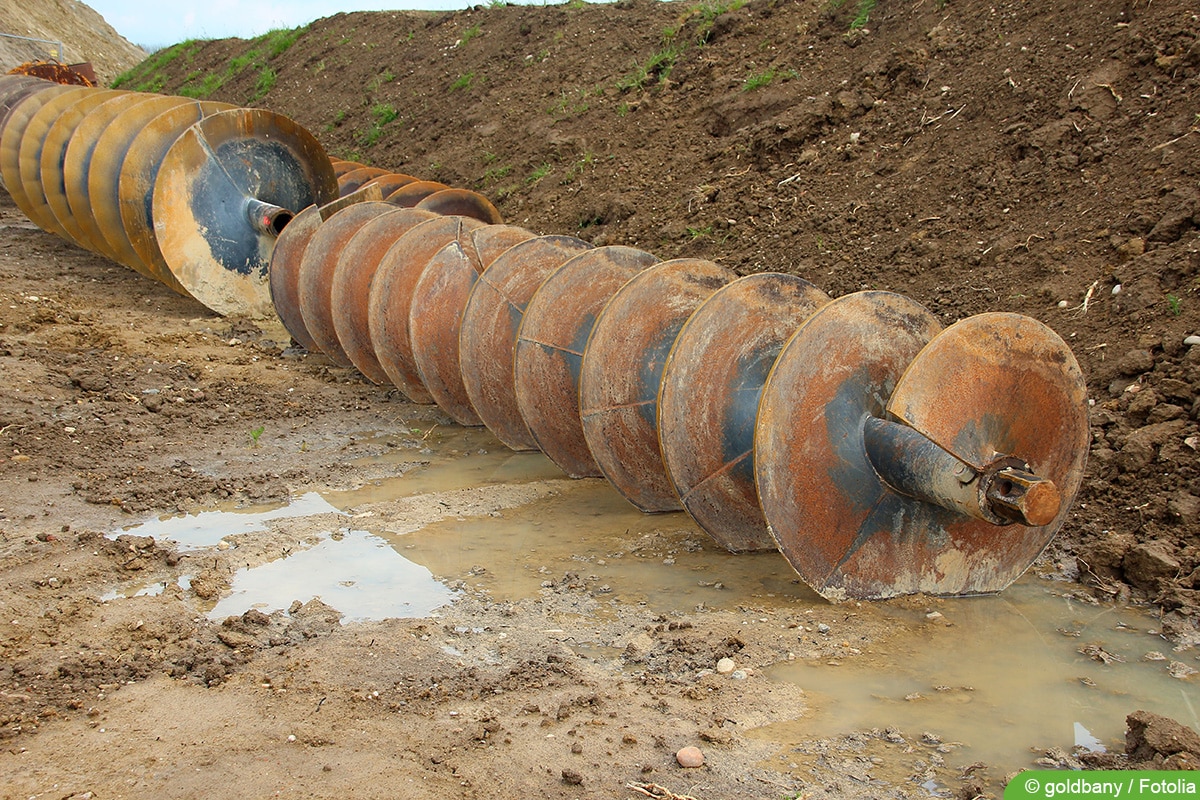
114,0 -> 1200,633
0,0 -> 144,84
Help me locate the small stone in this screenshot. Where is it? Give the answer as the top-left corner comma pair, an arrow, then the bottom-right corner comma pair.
676,746 -> 704,768
1168,661 -> 1198,680
926,611 -> 944,620
1123,542 -> 1180,590
716,657 -> 735,674
1144,651 -> 1167,661
817,623 -> 831,634
561,768 -> 583,785
1185,335 -> 1200,347
731,669 -> 748,680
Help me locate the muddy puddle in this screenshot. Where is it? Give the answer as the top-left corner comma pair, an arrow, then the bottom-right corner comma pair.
109,438 -> 1194,780
753,578 -> 1198,785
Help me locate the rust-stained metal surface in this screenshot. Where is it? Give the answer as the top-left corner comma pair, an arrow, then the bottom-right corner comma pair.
367,215 -> 485,402
879,312 -> 1090,592
153,108 -> 339,319
386,180 -> 450,207
62,92 -> 150,260
409,224 -> 536,426
660,273 -> 830,552
0,83 -> 73,230
41,88 -> 125,252
329,159 -> 358,177
360,172 -> 418,198
118,100 -> 235,295
330,207 -> 439,384
415,188 -> 503,223
336,166 -> 389,196
90,95 -> 194,276
754,291 -> 945,601
268,204 -> 324,351
296,201 -> 395,364
514,245 -> 660,478
0,77 -> 56,136
15,86 -> 95,238
459,235 -> 594,452
580,258 -> 736,512
7,60 -> 94,86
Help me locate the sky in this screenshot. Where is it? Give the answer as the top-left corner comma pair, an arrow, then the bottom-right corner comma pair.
87,0 -> 479,51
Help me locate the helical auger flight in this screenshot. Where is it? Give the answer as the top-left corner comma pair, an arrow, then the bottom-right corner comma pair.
0,74 -> 1090,601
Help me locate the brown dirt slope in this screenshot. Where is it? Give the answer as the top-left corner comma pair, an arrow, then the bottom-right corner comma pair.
0,0 -> 145,84
121,0 -> 1200,636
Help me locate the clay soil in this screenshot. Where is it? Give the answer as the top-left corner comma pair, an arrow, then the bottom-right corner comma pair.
2,0 -> 1200,798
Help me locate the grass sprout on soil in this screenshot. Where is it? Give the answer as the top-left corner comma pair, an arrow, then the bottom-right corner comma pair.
360,103 -> 399,146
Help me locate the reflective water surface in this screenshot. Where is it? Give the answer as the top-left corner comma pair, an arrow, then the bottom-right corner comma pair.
110,441 -> 1194,779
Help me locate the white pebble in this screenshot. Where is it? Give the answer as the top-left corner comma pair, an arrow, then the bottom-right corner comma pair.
1183,335 -> 1200,347
716,657 -> 735,674
1111,284 -> 1122,295
1057,300 -> 1069,308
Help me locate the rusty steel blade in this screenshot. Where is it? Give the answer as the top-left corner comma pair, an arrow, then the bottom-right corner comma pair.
337,166 -> 389,196
41,88 -> 126,250
297,201 -> 395,364
153,108 -> 339,318
360,172 -> 419,198
514,245 -> 660,478
0,77 -> 55,138
754,291 -> 943,601
660,273 -> 830,553
409,224 -> 536,426
415,188 -> 503,223
385,180 -> 448,207
367,215 -> 486,402
63,92 -> 152,261
268,204 -> 323,351
328,159 -> 359,176
579,258 -> 736,512
874,312 -> 1091,594
330,207 -> 439,384
0,83 -> 74,229
17,85 -> 97,238
118,100 -> 236,295
91,95 -> 195,278
459,235 -> 594,452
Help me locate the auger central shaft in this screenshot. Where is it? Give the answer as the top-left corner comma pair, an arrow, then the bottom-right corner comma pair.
862,416 -> 1061,528
245,198 -> 294,237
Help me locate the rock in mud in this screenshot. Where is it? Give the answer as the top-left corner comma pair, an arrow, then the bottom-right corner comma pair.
676,746 -> 704,768
1123,542 -> 1181,590
1126,710 -> 1200,769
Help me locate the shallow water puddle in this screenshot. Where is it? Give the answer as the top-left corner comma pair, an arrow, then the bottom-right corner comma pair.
336,424 -> 564,506
206,528 -> 457,622
752,578 -> 1198,781
391,477 -> 808,610
117,491 -> 343,550
110,448 -> 1194,780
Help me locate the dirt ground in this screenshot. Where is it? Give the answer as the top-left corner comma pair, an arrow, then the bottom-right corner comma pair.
2,0 -> 1200,798
0,0 -> 144,85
